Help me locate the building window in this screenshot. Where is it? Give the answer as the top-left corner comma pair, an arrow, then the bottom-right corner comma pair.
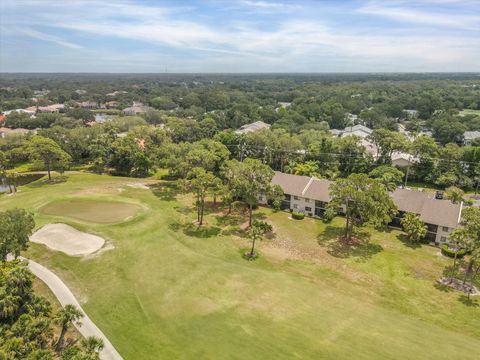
293,196 -> 299,200
305,207 -> 312,211
442,226 -> 449,232
426,223 -> 438,234
293,204 -> 298,209
440,236 -> 447,243
305,199 -> 310,203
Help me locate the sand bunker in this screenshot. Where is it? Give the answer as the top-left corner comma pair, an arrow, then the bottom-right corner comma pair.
31,223 -> 105,256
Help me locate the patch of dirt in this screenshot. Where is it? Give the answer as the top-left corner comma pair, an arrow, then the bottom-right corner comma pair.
437,277 -> 479,295
126,183 -> 150,190
263,224 -> 379,286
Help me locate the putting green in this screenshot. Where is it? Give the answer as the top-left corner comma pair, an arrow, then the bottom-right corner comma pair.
40,199 -> 141,224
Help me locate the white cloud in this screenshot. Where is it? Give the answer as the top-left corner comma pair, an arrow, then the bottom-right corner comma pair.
358,1 -> 480,30
19,28 -> 83,49
242,1 -> 290,9
1,0 -> 479,72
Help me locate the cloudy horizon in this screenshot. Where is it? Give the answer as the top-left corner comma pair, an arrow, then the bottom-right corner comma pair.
1,0 -> 479,73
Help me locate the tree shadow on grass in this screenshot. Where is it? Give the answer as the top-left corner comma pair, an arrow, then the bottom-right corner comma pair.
183,223 -> 221,238
396,233 -> 422,249
434,282 -> 454,293
28,175 -> 67,187
253,211 -> 267,221
149,182 -> 179,201
169,221 -> 221,238
169,222 -> 182,232
216,213 -> 244,227
317,226 -> 382,262
174,205 -> 196,215
204,201 -> 224,213
458,294 -> 479,307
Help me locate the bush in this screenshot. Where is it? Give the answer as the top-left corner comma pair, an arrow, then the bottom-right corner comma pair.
441,244 -> 466,258
323,207 -> 336,222
291,211 -> 305,220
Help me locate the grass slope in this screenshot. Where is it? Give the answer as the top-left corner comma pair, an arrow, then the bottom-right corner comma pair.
2,173 -> 480,360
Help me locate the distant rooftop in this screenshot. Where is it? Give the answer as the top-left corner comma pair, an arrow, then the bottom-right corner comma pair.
464,131 -> 480,140
235,120 -> 271,134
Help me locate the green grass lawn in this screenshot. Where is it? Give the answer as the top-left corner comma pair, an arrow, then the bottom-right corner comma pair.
460,109 -> 480,117
2,173 -> 480,359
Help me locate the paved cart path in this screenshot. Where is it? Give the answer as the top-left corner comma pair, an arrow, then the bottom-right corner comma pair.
18,257 -> 124,360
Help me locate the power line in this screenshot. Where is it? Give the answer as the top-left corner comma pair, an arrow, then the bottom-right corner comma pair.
221,143 -> 480,166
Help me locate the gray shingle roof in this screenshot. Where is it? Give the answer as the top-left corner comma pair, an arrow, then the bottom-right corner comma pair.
391,188 -> 462,228
272,172 -> 462,228
235,121 -> 271,134
303,178 -> 333,202
464,131 -> 480,140
271,172 -> 311,197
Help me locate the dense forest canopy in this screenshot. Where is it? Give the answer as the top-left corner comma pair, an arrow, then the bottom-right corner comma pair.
1,73 -> 479,191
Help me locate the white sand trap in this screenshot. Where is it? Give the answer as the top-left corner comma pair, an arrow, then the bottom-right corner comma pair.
31,223 -> 105,256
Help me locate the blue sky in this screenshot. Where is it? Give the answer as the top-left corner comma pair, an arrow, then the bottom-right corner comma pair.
1,0 -> 479,72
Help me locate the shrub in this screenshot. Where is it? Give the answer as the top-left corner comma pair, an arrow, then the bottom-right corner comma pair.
323,207 -> 336,222
291,211 -> 305,220
441,244 -> 466,258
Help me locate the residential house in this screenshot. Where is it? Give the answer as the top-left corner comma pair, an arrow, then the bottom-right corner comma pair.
235,121 -> 271,135
390,188 -> 462,244
0,114 -> 5,124
80,101 -> 98,109
403,109 -> 419,118
106,90 -> 127,97
391,152 -> 418,168
33,89 -> 50,97
269,172 -> 333,217
267,171 -> 462,245
330,129 -> 342,137
360,138 -> 379,157
122,105 -> 147,116
331,124 -> 373,139
345,112 -> 358,124
2,108 -> 36,116
37,104 -> 64,113
105,101 -> 119,109
277,102 -> 291,108
0,127 -> 35,138
463,131 -> 480,146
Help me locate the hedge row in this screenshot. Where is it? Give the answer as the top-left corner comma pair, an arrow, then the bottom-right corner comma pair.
441,244 -> 467,258
291,211 -> 305,220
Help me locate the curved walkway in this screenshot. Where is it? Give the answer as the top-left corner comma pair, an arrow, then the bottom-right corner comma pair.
19,257 -> 124,360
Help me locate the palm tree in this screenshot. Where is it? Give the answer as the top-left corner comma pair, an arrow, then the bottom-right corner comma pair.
246,220 -> 272,258
448,229 -> 469,280
81,336 -> 104,356
54,304 -> 83,351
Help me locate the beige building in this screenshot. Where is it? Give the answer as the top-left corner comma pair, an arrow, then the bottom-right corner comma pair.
268,172 -> 463,245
